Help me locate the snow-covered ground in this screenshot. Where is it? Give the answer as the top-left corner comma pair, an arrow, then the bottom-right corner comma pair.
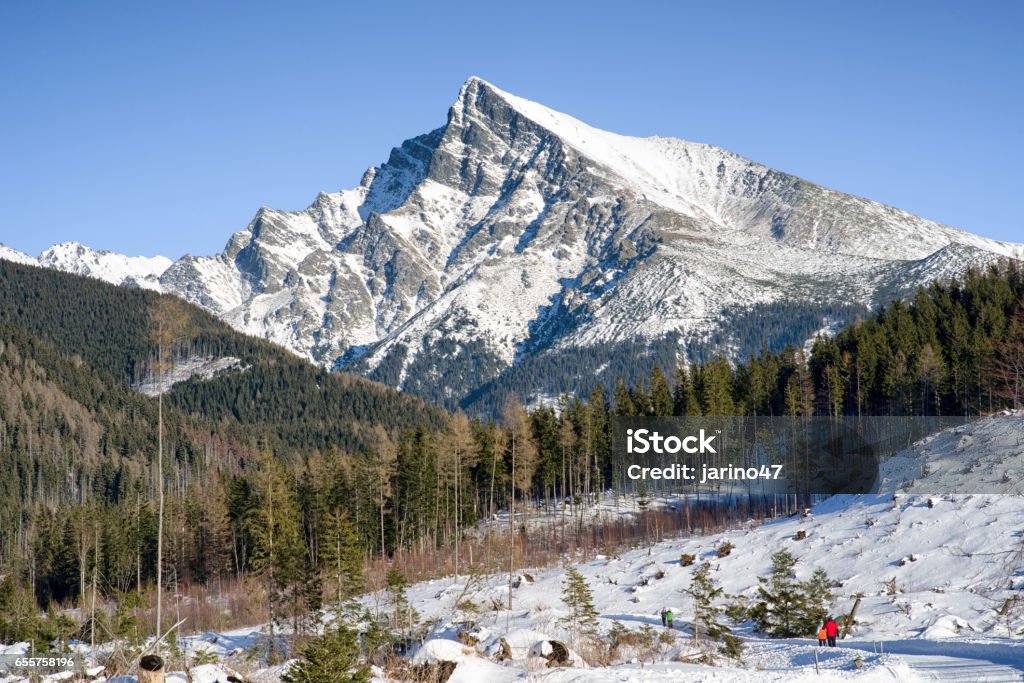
131,355 -> 247,396
3,415 -> 1022,682
876,411 -> 1024,495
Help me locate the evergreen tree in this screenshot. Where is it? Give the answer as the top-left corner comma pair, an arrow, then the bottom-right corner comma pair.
803,567 -> 834,634
282,624 -> 370,683
700,357 -> 735,415
751,549 -> 805,637
319,509 -> 363,617
249,454 -> 307,661
613,376 -> 636,416
559,567 -> 599,643
384,568 -> 417,642
683,562 -> 729,645
752,550 -> 833,638
672,362 -> 701,416
649,365 -> 673,416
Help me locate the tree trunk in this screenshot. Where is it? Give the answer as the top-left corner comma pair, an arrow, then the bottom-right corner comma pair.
156,349 -> 165,653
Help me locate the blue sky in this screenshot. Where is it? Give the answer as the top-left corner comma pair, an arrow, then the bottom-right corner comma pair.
1,1 -> 1021,258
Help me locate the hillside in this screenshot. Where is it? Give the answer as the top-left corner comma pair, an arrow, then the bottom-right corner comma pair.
0,261 -> 447,605
0,260 -> 446,451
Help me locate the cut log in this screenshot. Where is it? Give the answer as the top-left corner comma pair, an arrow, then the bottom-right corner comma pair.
841,595 -> 862,639
139,655 -> 165,683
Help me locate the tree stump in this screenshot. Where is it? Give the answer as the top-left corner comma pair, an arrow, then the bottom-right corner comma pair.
496,638 -> 512,661
544,640 -> 571,667
139,655 -> 165,683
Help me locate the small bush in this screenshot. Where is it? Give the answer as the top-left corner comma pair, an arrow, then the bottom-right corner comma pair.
717,541 -> 735,558
794,530 -> 807,541
654,570 -> 666,580
681,553 -> 696,567
456,599 -> 479,614
720,633 -> 744,661
282,625 -> 370,683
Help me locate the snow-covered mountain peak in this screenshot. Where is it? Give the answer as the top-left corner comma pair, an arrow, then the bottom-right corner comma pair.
0,243 -> 39,266
16,79 -> 1024,409
34,241 -> 172,290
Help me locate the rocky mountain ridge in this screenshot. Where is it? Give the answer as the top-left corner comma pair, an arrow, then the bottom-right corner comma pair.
4,77 -> 1021,408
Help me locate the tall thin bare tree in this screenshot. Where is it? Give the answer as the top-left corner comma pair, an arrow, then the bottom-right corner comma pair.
149,297 -> 191,653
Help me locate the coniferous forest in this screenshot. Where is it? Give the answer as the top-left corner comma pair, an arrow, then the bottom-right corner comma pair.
1,258 -> 1023,654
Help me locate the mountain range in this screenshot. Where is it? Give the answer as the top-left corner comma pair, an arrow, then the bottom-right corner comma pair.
4,77 -> 1021,410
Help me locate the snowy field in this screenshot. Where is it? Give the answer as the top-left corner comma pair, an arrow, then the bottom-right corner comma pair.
2,414 -> 1022,682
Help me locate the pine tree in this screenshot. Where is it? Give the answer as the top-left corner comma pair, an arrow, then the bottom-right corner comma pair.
559,567 -> 598,643
672,362 -> 701,416
683,562 -> 729,645
700,357 -> 735,416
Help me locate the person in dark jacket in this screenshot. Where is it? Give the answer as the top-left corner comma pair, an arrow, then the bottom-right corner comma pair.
825,617 -> 839,646
660,607 -> 667,627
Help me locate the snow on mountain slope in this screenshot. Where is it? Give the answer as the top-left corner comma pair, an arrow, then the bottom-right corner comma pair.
131,355 -> 247,396
17,77 -> 1024,407
0,243 -> 38,266
37,242 -> 171,290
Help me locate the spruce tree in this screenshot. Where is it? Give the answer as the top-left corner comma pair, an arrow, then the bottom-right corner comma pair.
683,562 -> 729,645
249,454 -> 307,660
613,377 -> 637,416
559,567 -> 599,643
751,549 -> 804,637
752,550 -> 834,638
384,568 -> 417,642
649,365 -> 673,416
282,624 -> 370,683
319,509 -> 363,617
802,567 -> 834,634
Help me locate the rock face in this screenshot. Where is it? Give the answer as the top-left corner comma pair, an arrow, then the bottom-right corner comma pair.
6,77 -> 1022,409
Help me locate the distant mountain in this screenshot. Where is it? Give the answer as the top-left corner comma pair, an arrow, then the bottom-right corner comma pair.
1,241 -> 170,290
5,77 -> 1021,410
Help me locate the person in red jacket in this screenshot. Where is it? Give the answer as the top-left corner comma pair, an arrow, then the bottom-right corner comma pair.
824,617 -> 839,647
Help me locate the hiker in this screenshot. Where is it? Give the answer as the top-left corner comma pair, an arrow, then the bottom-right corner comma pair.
825,616 -> 839,647
660,607 -> 667,627
817,624 -> 827,647
666,608 -> 674,629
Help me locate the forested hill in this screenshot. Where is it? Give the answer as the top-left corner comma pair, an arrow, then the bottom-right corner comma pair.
0,260 -> 447,453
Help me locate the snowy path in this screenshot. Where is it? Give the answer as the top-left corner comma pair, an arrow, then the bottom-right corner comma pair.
843,640 -> 1024,681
